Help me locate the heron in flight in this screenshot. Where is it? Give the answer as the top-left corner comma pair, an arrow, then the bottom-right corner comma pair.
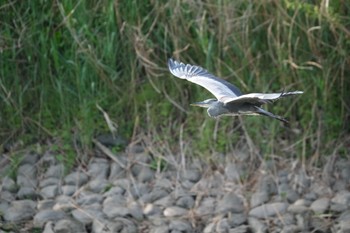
167,58 -> 303,123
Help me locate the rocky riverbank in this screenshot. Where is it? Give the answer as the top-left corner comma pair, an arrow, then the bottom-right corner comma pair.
1,143 -> 350,233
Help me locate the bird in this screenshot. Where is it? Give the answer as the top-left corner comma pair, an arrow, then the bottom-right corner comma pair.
167,58 -> 303,123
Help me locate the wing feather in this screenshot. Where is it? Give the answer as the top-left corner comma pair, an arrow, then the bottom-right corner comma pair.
168,58 -> 242,100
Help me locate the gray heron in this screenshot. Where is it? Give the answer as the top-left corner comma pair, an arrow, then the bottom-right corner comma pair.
167,58 -> 303,123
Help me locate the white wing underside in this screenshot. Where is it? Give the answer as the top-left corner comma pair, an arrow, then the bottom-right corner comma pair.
168,59 -> 242,100
222,91 -> 304,104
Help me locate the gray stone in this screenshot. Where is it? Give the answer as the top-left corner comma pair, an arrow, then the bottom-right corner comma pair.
282,225 -> 300,233
195,197 -> 216,216
176,195 -> 195,209
109,162 -> 126,180
77,193 -> 104,206
287,204 -> 309,214
181,169 -> 201,183
37,200 -> 55,210
140,188 -> 169,203
92,218 -> 137,233
128,201 -> 143,220
143,203 -> 162,217
155,178 -> 173,190
54,219 -> 86,233
217,192 -> 245,214
229,225 -> 249,233
103,194 -> 126,208
103,186 -> 124,196
17,163 -> 36,178
250,191 -> 269,208
137,166 -> 155,183
228,213 -> 247,227
104,206 -> 130,218
310,197 -> 329,214
340,219 -> 350,232
4,200 -> 36,222
154,194 -> 174,207
286,189 -> 300,203
33,209 -> 66,227
45,164 -> 64,178
0,190 -> 15,201
88,159 -> 109,179
72,207 -> 105,224
204,223 -> 216,233
17,186 -> 37,199
216,218 -> 230,232
53,195 -> 75,211
0,201 -> 10,215
181,180 -> 195,189
130,182 -> 150,199
40,178 -> 60,188
62,185 -> 77,196
17,175 -> 38,188
87,178 -> 110,193
249,202 -> 288,218
225,163 -> 243,182
163,206 -> 188,217
43,221 -> 55,233
2,176 -> 17,192
331,191 -> 350,212
149,225 -> 169,233
291,170 -> 311,193
19,152 -> 40,165
40,185 -> 59,199
64,171 -> 88,186
258,175 -> 277,195
248,217 -> 267,233
169,219 -> 192,232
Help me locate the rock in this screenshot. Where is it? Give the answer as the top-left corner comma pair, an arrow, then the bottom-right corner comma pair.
258,175 -> 277,195
249,202 -> 288,218
225,163 -> 243,182
33,209 -> 66,227
229,225 -> 249,233
163,206 -> 188,217
250,191 -> 269,208
149,225 -> 169,233
103,186 -> 124,196
2,176 -> 17,192
340,219 -> 350,232
130,182 -> 150,199
92,218 -> 137,233
217,192 -> 245,214
155,178 -> 173,190
19,152 -> 40,165
40,185 -> 59,199
310,197 -> 329,214
72,207 -> 105,224
228,213 -> 247,227
54,219 -> 86,233
137,166 -> 155,183
62,185 -> 77,196
176,195 -> 195,209
17,164 -> 36,178
143,203 -> 162,217
195,197 -> 216,216
204,222 -> 216,233
216,218 -> 230,232
64,171 -> 88,186
0,190 -> 15,201
87,178 -> 110,193
16,175 -> 38,188
88,159 -> 109,179
282,225 -> 300,233
288,204 -> 309,214
169,219 -> 192,232
45,164 -> 65,178
17,186 -> 37,199
331,191 -> 350,212
109,162 -> 126,180
38,200 -> 55,210
154,194 -> 174,207
291,170 -> 311,194
53,195 -> 75,211
181,169 -> 201,183
248,217 -> 267,233
4,200 -> 36,222
77,193 -> 104,206
128,201 -> 144,220
140,188 -> 169,203
43,221 -> 55,233
40,178 -> 60,188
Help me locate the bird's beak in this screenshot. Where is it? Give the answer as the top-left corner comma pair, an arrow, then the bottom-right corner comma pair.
190,101 -> 208,108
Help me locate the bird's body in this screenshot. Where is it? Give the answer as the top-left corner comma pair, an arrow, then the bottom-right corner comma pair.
167,58 -> 303,123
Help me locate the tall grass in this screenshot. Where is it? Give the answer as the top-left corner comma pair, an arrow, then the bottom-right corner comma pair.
1,0 -> 349,164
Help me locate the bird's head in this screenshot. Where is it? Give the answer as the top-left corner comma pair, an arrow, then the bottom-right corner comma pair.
190,99 -> 217,108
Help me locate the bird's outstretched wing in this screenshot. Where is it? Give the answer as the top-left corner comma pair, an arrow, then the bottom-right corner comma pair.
223,91 -> 303,105
168,58 -> 242,100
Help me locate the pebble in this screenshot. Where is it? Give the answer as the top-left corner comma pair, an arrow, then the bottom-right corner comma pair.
176,195 -> 195,209
163,206 -> 188,217
143,203 -> 162,216
141,188 -> 169,203
109,162 -> 126,180
181,169 -> 201,182
228,213 -> 247,227
217,192 -> 245,214
43,221 -> 55,233
17,175 -> 38,188
33,209 -> 66,227
310,197 -> 329,213
137,166 -> 155,183
77,192 -> 104,206
248,217 -> 267,232
258,175 -> 277,195
45,164 -> 65,178
71,207 -> 105,224
17,164 -> 37,178
54,218 -> 86,233
4,200 -> 36,221
88,159 -> 109,179
62,185 -> 77,196
17,186 -> 37,199
64,171 -> 88,186
225,163 -> 243,182
37,200 -> 55,210
250,191 -> 269,208
87,178 -> 110,193
2,176 -> 17,192
40,185 -> 59,199
249,202 -> 289,218
195,197 -> 216,216
169,219 -> 192,232
40,177 -> 60,188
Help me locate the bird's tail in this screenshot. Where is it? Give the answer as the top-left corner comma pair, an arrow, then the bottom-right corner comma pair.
255,107 -> 289,124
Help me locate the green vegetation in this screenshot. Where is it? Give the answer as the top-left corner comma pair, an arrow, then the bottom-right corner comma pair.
1,1 -> 349,164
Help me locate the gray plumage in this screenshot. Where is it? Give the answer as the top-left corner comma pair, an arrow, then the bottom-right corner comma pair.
167,58 -> 303,123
